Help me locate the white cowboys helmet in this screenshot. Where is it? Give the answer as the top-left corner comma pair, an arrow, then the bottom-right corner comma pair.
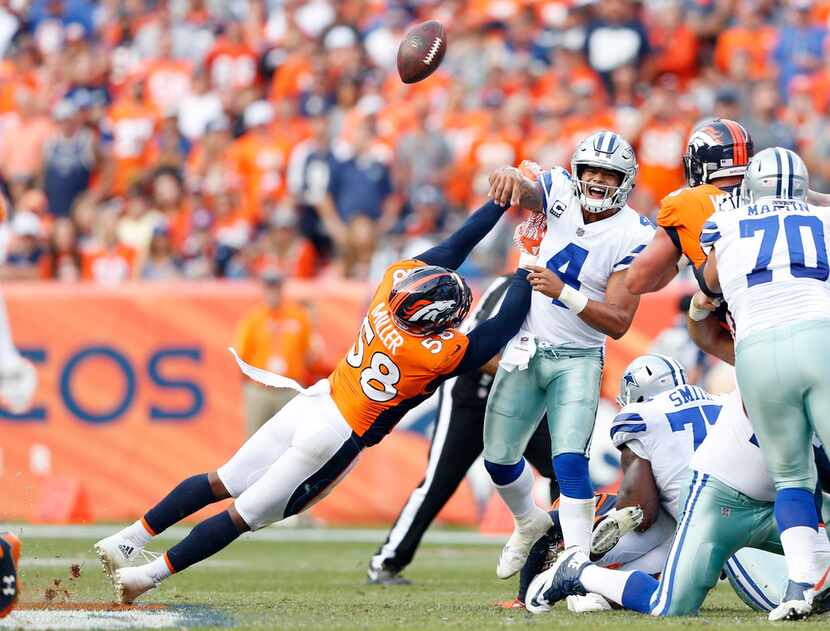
740,147 -> 809,205
617,354 -> 687,407
571,130 -> 637,214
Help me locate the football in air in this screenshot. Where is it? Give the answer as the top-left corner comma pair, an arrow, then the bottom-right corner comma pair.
397,20 -> 447,84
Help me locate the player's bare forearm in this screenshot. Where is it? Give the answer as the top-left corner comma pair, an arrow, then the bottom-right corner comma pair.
582,270 -> 639,340
616,446 -> 660,532
625,227 -> 680,295
807,189 -> 830,206
687,315 -> 735,365
487,166 -> 543,212
577,298 -> 638,340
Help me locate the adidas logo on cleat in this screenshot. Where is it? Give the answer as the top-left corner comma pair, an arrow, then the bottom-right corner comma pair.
118,544 -> 135,558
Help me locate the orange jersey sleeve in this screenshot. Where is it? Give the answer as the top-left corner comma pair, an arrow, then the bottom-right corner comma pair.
656,184 -> 725,268
329,259 -> 469,445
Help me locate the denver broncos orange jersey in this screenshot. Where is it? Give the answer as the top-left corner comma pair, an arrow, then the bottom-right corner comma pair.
656,183 -> 732,268
329,259 -> 469,446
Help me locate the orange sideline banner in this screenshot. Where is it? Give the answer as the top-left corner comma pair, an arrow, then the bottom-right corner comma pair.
0,280 -> 686,523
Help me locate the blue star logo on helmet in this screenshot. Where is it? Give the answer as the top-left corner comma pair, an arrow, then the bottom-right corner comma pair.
623,372 -> 638,389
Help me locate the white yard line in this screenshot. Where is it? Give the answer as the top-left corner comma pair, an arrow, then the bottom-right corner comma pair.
4,524 -> 503,545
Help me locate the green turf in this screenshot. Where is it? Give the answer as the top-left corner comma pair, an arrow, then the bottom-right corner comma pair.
14,535 -> 829,630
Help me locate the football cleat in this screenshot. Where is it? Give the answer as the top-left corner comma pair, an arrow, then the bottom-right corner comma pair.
0,356 -> 37,414
367,561 -> 411,586
114,566 -> 158,604
566,593 -> 612,613
497,507 -> 553,579
525,546 -> 589,614
590,506 -> 644,557
95,533 -> 156,580
768,580 -> 813,621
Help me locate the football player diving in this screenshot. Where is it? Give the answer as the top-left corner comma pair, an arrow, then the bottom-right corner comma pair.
94,196 -> 538,603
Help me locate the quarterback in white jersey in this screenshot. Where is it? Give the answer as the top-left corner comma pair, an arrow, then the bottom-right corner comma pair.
523,354 -> 830,617
482,130 -> 654,580
702,147 -> 830,619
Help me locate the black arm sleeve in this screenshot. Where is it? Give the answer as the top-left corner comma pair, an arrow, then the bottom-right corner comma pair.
814,444 -> 830,493
415,200 -> 508,270
449,269 -> 531,376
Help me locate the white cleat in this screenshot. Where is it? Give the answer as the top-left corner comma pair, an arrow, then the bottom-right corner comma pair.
114,566 -> 158,604
497,507 -> 552,579
0,357 -> 37,414
768,580 -> 813,621
566,593 -> 612,613
590,506 -> 644,557
94,533 -> 154,580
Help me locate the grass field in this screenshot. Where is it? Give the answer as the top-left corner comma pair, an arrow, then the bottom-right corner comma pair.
4,527 -> 828,630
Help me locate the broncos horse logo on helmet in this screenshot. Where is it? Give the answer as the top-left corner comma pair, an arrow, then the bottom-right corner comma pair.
684,118 -> 754,188
388,265 -> 472,336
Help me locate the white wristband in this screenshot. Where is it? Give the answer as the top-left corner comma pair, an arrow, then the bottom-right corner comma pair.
688,302 -> 711,321
676,254 -> 690,272
559,284 -> 588,314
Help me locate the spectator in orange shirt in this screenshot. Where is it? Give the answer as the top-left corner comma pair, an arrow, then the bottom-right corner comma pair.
234,269 -> 313,435
254,207 -> 318,280
140,32 -> 192,114
81,210 -> 137,284
713,0 -> 777,81
230,100 -> 294,220
102,81 -> 158,196
634,81 -> 690,211
205,20 -> 259,94
0,88 -> 53,185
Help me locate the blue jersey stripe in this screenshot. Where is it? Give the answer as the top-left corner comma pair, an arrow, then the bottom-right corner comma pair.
613,412 -> 644,422
610,423 -> 647,439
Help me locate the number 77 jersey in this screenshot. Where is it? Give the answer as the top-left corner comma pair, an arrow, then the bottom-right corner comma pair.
701,199 -> 830,343
329,259 -> 469,446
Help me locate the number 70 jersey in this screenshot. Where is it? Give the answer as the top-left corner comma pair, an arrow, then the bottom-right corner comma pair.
702,199 -> 830,343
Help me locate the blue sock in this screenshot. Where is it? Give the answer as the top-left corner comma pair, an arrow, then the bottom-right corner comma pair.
166,510 -> 242,573
144,474 -> 218,534
552,453 -> 593,499
484,459 -> 525,485
622,571 -> 659,613
775,487 -> 819,532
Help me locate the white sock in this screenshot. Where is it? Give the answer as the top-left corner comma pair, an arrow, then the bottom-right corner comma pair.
0,295 -> 20,369
146,555 -> 173,584
781,526 -> 819,584
119,520 -> 153,548
494,463 -> 535,519
580,565 -> 632,605
558,495 -> 595,553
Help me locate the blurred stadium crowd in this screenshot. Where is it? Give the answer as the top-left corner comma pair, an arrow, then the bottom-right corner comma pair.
0,0 -> 829,283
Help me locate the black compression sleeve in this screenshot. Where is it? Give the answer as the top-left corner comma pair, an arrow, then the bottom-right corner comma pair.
449,269 -> 531,376
416,200 -> 508,269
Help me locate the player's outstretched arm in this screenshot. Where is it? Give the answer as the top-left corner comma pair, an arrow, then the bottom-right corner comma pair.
625,227 -> 682,295
415,199 -> 510,269
527,266 -> 639,340
487,166 -> 543,211
615,446 -> 660,532
448,268 -> 532,375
